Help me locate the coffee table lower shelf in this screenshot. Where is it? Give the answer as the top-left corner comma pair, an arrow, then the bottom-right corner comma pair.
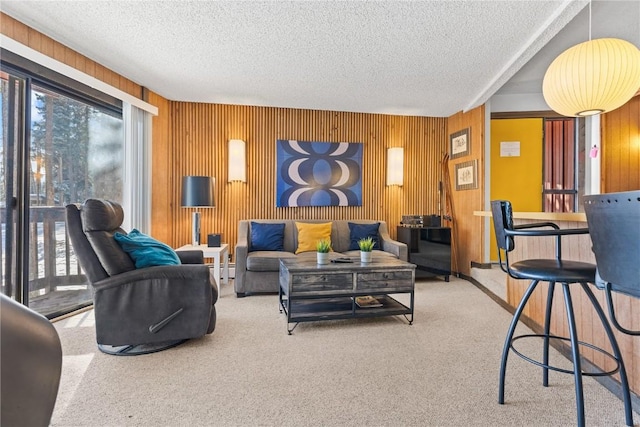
279,294 -> 413,334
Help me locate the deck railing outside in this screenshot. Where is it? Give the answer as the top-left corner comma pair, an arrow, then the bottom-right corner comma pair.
1,206 -> 91,317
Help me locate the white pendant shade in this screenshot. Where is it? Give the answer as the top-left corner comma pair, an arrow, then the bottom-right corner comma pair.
542,38 -> 640,117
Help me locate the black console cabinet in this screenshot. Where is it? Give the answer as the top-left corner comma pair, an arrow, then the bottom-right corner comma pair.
397,226 -> 451,281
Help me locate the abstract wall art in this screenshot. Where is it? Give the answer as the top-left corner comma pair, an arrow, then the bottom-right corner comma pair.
276,140 -> 362,207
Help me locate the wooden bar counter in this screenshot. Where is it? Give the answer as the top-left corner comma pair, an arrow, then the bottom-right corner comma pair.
475,210 -> 639,399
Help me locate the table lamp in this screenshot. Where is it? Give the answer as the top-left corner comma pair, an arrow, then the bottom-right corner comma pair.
181,176 -> 215,246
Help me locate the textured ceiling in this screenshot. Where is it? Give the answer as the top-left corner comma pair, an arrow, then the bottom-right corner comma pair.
496,0 -> 640,97
0,0 -> 608,117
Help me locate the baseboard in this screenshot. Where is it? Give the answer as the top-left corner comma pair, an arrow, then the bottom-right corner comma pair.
470,261 -> 492,269
229,263 -> 235,279
462,273 -> 511,313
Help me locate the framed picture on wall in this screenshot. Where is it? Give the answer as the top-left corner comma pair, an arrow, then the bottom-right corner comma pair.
449,128 -> 470,159
455,159 -> 478,191
275,140 -> 363,207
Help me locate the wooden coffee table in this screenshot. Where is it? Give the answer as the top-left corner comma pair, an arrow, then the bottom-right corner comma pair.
278,257 -> 416,334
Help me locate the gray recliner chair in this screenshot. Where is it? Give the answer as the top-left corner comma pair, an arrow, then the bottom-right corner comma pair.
1,294 -> 62,426
65,199 -> 217,355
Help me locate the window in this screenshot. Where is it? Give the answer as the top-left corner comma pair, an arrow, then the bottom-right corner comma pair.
542,118 -> 585,212
30,84 -> 124,205
1,60 -> 124,318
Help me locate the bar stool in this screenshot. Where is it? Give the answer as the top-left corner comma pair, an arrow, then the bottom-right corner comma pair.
491,200 -> 633,427
584,191 -> 640,336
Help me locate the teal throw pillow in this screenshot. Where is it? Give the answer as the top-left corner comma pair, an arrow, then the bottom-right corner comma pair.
348,222 -> 381,250
114,229 -> 181,269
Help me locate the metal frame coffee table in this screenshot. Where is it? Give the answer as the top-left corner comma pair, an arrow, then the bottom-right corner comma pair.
279,257 -> 416,334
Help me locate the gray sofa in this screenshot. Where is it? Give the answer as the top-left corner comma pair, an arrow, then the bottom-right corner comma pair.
234,219 -> 408,297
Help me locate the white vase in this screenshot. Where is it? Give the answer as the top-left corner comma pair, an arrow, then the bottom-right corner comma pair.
360,251 -> 372,263
317,252 -> 330,265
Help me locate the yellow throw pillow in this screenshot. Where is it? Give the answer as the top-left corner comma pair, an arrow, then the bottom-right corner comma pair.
295,222 -> 332,254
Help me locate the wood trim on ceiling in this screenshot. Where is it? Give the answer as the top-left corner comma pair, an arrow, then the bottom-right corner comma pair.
491,110 -> 568,119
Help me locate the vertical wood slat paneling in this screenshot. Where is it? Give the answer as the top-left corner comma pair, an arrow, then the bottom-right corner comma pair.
163,103 -> 446,256
602,95 -> 640,192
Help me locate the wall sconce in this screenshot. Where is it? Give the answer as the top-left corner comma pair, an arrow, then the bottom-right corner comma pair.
228,139 -> 246,182
387,147 -> 404,186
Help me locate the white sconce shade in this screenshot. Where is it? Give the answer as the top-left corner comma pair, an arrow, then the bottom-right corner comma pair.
387,147 -> 404,186
228,139 -> 246,182
542,38 -> 640,117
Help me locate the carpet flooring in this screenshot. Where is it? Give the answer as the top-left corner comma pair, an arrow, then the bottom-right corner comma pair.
51,277 -> 637,426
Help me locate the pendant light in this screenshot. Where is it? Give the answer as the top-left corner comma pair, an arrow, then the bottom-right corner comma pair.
542,2 -> 640,117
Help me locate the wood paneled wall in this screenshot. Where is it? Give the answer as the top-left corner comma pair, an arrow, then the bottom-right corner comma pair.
5,13 -> 639,400
157,103 -> 447,256
446,106 -> 485,275
602,95 -> 640,192
149,91 -> 173,244
0,13 -> 142,98
506,219 -> 640,396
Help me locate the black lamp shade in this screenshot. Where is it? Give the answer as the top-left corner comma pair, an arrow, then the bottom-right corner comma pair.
181,176 -> 215,207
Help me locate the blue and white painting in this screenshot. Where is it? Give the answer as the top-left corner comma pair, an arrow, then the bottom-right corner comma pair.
276,140 -> 362,207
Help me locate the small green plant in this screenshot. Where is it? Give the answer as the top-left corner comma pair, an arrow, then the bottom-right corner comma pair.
358,236 -> 375,252
316,239 -> 331,253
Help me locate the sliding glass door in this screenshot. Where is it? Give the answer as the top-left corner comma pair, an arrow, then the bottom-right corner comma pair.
1,72 -> 24,303
1,65 -> 124,318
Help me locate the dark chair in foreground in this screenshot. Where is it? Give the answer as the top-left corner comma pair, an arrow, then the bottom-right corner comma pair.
1,294 -> 62,426
66,199 -> 217,355
491,200 -> 633,427
584,191 -> 640,335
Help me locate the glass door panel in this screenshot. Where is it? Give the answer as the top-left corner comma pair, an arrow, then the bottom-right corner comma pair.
27,84 -> 124,317
1,71 -> 23,302
1,66 -> 124,318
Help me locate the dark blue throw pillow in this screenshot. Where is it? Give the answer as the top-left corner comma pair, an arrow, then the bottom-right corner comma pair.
250,222 -> 285,251
113,229 -> 181,269
348,222 -> 380,250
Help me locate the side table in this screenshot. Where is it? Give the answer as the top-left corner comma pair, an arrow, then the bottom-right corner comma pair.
176,243 -> 229,295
